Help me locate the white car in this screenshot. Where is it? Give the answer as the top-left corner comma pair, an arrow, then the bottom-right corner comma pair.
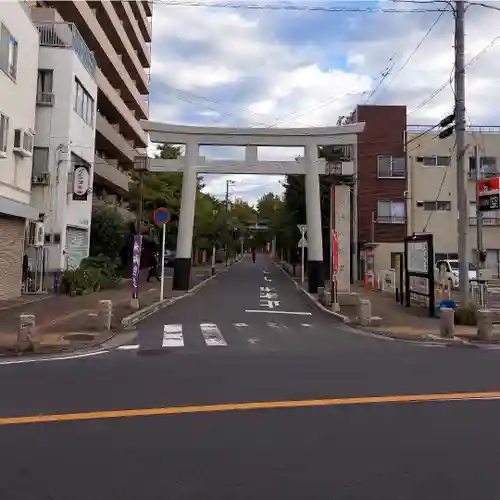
435,259 -> 477,289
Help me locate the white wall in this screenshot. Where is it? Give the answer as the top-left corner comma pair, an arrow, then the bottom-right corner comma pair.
0,2 -> 39,205
33,42 -> 97,271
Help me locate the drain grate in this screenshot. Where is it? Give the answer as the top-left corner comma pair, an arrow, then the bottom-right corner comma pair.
63,333 -> 96,342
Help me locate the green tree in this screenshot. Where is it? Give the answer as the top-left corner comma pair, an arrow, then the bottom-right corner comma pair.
89,206 -> 127,258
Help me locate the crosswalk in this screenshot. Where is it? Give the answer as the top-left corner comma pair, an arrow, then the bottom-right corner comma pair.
116,321 -> 318,353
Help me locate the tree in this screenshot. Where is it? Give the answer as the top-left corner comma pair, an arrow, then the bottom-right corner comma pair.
89,206 -> 127,259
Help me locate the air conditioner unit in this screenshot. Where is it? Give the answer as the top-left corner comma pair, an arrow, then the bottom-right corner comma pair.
341,161 -> 355,176
28,221 -> 45,247
13,128 -> 34,158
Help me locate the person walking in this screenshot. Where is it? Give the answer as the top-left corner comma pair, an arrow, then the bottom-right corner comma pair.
147,252 -> 161,282
251,247 -> 256,263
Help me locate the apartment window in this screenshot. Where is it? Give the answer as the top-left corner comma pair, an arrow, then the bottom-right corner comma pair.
33,147 -> 49,174
73,78 -> 94,126
377,155 -> 406,178
422,201 -> 451,211
377,200 -> 406,224
469,156 -> 497,178
37,70 -> 53,93
0,23 -> 18,80
419,156 -> 451,167
0,112 -> 8,156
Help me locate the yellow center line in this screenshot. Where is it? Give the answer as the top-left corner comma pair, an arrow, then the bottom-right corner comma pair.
2,391 -> 500,426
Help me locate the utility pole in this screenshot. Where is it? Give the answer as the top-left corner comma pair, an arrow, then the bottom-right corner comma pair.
475,144 -> 484,271
224,180 -> 235,267
454,0 -> 469,304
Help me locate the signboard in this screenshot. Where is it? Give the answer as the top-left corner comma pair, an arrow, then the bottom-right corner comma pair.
153,207 -> 170,225
478,176 -> 500,194
478,192 -> 500,212
407,240 -> 428,273
72,165 -> 90,201
131,234 -> 143,300
332,230 -> 339,275
298,237 -> 307,248
297,224 -> 307,235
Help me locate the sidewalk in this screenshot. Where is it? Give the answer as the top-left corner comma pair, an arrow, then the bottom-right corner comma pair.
0,262 -> 230,355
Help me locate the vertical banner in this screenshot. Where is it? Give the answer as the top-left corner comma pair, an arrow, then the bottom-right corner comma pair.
131,234 -> 143,300
72,165 -> 91,201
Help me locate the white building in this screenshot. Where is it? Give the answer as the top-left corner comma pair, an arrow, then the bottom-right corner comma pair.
30,10 -> 97,280
407,126 -> 500,275
0,1 -> 40,300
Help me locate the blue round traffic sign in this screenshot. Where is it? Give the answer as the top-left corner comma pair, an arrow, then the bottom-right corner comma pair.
153,207 -> 170,225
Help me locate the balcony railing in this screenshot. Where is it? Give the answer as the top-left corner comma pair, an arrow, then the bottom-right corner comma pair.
36,92 -> 54,106
376,216 -> 407,224
35,22 -> 96,78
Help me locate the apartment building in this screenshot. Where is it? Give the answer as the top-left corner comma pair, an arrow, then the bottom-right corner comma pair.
0,2 -> 40,300
407,126 -> 500,275
29,16 -> 98,277
340,105 -> 408,278
33,0 -> 152,217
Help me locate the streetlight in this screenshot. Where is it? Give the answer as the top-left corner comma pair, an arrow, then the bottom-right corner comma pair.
225,180 -> 236,267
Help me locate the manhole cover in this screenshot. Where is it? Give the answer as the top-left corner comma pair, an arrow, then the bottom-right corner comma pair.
137,348 -> 169,357
63,333 -> 96,342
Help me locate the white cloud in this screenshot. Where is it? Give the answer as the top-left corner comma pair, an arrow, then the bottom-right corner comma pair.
149,2 -> 500,202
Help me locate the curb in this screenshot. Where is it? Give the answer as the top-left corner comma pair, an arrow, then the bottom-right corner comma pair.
274,262 -> 351,323
121,265 -> 231,329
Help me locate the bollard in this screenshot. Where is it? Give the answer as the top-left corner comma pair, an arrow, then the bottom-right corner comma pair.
129,297 -> 139,310
477,309 -> 493,341
323,291 -> 332,306
439,307 -> 455,338
18,313 -> 35,350
317,287 -> 325,303
359,299 -> 372,326
98,300 -> 113,331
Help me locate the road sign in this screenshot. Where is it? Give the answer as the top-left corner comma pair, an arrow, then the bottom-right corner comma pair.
153,207 -> 170,225
478,176 -> 500,195
298,236 -> 308,248
478,192 -> 500,211
297,224 -> 307,235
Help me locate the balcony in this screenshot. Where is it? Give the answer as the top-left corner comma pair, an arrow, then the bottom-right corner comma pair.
96,112 -> 136,165
94,155 -> 131,193
36,92 -> 55,106
35,22 -> 96,78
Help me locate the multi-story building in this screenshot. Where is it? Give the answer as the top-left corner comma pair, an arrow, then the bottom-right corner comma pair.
33,0 -> 151,218
29,13 -> 98,278
0,2 -> 40,299
340,105 -> 408,278
407,126 -> 500,275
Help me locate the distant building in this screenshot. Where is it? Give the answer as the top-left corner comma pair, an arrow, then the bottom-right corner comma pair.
0,1 -> 39,299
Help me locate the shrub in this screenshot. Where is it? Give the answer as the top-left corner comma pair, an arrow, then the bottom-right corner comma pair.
454,300 -> 478,326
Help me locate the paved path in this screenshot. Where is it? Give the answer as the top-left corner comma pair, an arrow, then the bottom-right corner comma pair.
2,254 -> 500,499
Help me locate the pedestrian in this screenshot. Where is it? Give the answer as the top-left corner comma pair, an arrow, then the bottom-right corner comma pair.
147,252 -> 161,282
252,247 -> 256,263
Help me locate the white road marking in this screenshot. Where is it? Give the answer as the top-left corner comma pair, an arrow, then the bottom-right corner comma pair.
301,323 -> 312,327
117,344 -> 140,350
200,323 -> 227,346
245,309 -> 312,316
234,323 -> 248,327
163,324 -> 184,347
0,349 -> 109,366
267,322 -> 280,328
248,338 -> 260,344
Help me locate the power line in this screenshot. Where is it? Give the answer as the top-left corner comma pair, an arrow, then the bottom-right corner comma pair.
363,51 -> 399,104
155,0 -> 447,12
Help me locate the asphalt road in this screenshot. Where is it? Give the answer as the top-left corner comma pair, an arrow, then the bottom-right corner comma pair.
2,254 -> 500,499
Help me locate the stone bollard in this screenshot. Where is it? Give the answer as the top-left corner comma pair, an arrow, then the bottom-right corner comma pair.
359,299 -> 372,326
323,291 -> 332,306
477,309 -> 493,341
18,314 -> 35,350
439,307 -> 455,338
98,300 -> 113,331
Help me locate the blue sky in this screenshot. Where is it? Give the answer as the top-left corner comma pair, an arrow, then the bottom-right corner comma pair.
148,1 -> 500,205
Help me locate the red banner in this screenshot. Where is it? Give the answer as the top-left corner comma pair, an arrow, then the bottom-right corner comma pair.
478,177 -> 500,195
332,231 -> 339,276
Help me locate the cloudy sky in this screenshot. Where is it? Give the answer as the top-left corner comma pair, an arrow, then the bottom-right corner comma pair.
148,0 -> 500,206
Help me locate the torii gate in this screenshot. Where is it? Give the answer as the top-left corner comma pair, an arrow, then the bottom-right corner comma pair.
141,122 -> 365,294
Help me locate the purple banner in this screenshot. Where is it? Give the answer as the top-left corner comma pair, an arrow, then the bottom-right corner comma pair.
131,234 -> 143,299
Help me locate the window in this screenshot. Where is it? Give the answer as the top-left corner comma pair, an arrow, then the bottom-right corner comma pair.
468,156 -> 497,178
0,23 -> 18,80
419,156 -> 451,167
33,147 -> 49,174
37,70 -> 53,94
422,201 -> 451,211
73,78 -> 94,126
377,155 -> 406,178
377,200 -> 406,223
0,112 -> 8,156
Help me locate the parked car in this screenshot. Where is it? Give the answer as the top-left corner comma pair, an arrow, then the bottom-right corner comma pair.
435,259 -> 477,289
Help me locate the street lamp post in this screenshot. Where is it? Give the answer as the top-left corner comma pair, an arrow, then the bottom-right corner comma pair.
225,180 -> 236,267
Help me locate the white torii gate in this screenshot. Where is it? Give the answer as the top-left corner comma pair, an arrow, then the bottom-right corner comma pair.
141,121 -> 365,293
